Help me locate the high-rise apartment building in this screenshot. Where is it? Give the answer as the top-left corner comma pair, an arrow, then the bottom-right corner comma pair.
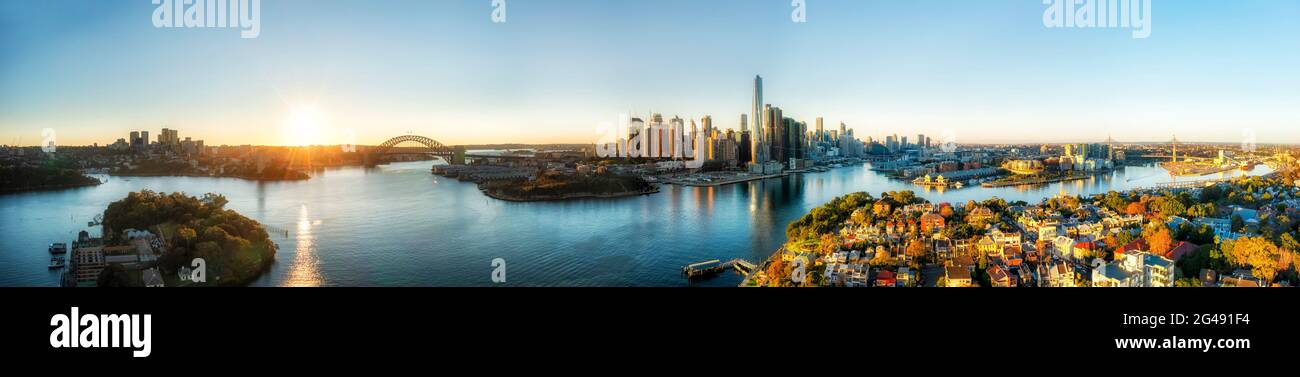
751,75 -> 765,164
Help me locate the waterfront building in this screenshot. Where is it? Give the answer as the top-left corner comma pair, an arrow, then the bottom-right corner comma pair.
69,245 -> 106,287
764,105 -> 783,164
738,131 -> 752,165
160,128 -> 180,148
751,75 -> 765,165
815,117 -> 824,143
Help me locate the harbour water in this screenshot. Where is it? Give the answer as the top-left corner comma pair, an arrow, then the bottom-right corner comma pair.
0,161 -> 1272,287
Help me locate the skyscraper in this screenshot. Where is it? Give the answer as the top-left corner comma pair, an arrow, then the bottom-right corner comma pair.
740,113 -> 748,133
751,75 -> 764,164
815,117 -> 824,142
764,105 -> 782,163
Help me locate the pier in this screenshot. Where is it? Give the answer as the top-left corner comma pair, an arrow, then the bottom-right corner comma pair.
682,258 -> 756,280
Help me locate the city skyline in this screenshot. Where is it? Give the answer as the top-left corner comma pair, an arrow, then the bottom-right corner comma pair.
3,0 -> 1299,147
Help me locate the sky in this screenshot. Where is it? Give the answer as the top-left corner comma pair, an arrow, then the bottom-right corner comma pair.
1,0 -> 1298,147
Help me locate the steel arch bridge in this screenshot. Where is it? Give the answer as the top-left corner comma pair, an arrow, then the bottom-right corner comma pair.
365,135 -> 465,165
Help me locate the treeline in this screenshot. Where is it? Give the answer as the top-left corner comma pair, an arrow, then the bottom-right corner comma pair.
102,190 -> 277,286
786,191 -> 927,242
0,165 -> 100,193
483,173 -> 653,199
114,159 -> 309,181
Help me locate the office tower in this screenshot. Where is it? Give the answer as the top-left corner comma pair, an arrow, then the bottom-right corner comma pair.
815,117 -> 824,143
740,113 -> 748,132
902,136 -> 908,149
669,116 -> 683,157
1171,135 -> 1178,163
720,137 -> 738,166
701,115 -> 712,135
738,131 -> 752,165
794,120 -> 806,160
751,75 -> 764,164
773,117 -> 791,164
840,122 -> 847,142
130,131 -> 140,147
764,105 -> 782,164
628,117 -> 644,156
1106,135 -> 1115,161
918,134 -> 925,149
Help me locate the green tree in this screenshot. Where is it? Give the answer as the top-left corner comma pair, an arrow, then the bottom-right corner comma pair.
1225,237 -> 1281,283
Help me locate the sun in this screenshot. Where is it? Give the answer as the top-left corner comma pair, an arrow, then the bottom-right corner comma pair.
283,106 -> 326,146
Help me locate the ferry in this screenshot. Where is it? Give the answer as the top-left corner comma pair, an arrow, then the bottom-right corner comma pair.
48,243 -> 67,254
1240,162 -> 1257,171
49,257 -> 66,269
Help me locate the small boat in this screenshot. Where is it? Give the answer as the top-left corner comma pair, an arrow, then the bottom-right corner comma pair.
48,243 -> 67,254
954,182 -> 964,188
48,257 -> 66,269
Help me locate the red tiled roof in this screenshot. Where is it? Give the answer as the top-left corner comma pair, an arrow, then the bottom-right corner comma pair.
1117,238 -> 1148,256
1166,241 -> 1198,261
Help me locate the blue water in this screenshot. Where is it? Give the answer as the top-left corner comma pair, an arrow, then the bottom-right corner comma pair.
0,161 -> 1271,287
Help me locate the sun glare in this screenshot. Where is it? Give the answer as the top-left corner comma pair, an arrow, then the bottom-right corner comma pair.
283,106 -> 326,146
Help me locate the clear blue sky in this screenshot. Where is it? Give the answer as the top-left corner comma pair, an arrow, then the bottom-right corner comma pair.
2,0 -> 1297,146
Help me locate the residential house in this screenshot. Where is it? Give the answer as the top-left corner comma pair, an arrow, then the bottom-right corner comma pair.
988,264 -> 1012,287
945,266 -> 973,287
1091,251 -> 1175,287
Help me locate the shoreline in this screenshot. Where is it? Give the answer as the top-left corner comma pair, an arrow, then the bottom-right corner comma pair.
482,186 -> 661,202
0,180 -> 103,195
981,173 -> 1096,188
664,172 -> 787,187
110,171 -> 310,182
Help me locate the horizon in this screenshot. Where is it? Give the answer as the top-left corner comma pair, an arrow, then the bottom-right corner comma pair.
3,0 -> 1298,147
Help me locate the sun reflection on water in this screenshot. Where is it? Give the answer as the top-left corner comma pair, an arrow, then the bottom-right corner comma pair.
282,204 -> 322,287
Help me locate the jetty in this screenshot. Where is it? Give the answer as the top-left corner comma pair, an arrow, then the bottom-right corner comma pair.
682,258 -> 756,280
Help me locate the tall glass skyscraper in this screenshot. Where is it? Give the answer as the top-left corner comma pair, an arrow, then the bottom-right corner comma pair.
751,75 -> 764,164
